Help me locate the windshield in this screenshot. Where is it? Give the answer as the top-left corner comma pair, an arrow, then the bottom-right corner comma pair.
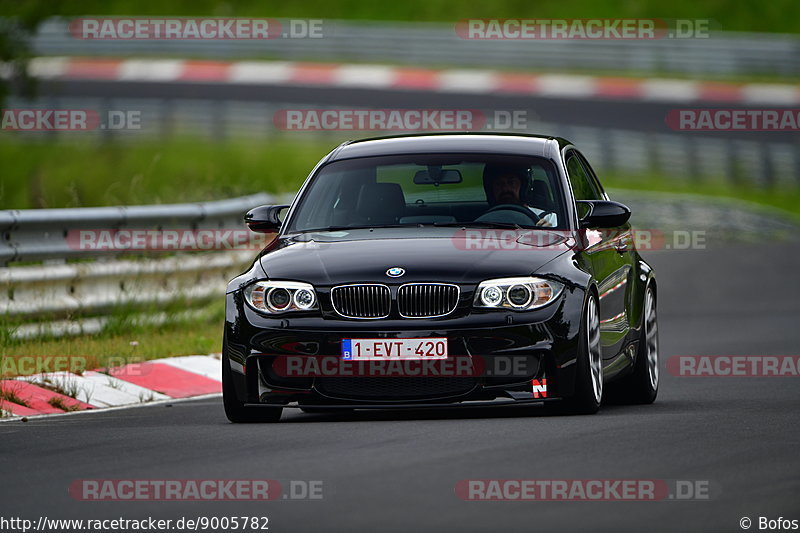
285,153 -> 567,233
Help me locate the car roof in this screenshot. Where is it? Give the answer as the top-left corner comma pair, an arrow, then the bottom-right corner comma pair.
327,133 -> 571,162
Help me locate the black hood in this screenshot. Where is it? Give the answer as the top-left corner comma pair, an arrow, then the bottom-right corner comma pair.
259,228 -> 573,286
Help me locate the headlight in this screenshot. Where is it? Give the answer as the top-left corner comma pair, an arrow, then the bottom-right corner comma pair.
473,277 -> 564,311
244,281 -> 318,314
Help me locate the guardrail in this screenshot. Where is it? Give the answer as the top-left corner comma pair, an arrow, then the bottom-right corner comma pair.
0,193 -> 270,265
1,194 -> 274,339
2,251 -> 255,338
28,18 -> 800,78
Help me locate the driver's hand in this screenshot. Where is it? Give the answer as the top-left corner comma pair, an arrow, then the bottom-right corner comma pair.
536,218 -> 552,227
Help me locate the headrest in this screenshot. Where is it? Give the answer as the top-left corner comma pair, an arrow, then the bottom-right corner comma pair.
482,164 -> 531,205
356,183 -> 406,225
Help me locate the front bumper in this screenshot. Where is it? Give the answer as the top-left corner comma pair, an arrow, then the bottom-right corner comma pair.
224,286 -> 585,408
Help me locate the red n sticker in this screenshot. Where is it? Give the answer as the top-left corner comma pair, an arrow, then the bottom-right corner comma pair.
532,378 -> 547,398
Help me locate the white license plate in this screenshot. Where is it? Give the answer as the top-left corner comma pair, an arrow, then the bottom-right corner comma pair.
341,338 -> 448,360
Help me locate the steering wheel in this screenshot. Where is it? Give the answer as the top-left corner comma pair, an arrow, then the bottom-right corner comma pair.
481,204 -> 541,224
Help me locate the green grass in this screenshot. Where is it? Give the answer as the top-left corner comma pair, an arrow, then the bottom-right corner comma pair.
2,321 -> 222,374
1,136 -> 797,216
603,176 -> 800,221
47,396 -> 81,411
1,0 -> 798,34
0,137 -> 334,208
0,387 -> 29,407
1,300 -> 225,375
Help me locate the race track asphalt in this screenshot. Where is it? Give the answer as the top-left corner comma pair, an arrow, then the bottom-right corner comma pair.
2,241 -> 799,532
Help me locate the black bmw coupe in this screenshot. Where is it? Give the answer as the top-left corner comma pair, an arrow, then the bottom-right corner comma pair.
223,133 -> 658,422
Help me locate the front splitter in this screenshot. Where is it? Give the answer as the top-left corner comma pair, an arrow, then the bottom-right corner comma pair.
245,397 -> 559,410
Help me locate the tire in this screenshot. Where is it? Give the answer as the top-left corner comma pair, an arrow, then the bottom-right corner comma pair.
222,350 -> 282,423
613,286 -> 659,404
550,293 -> 603,415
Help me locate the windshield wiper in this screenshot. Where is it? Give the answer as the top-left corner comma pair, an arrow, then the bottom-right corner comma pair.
300,222 -> 531,232
432,221 -> 527,229
300,224 -> 412,232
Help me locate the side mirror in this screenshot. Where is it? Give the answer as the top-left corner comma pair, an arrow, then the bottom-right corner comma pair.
576,200 -> 631,229
244,204 -> 289,233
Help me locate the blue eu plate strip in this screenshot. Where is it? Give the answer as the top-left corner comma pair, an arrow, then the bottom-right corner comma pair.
341,339 -> 353,360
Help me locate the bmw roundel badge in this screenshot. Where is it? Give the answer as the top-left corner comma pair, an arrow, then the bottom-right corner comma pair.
386,267 -> 405,278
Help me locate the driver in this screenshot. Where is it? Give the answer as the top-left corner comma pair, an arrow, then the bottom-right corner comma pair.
482,165 -> 557,227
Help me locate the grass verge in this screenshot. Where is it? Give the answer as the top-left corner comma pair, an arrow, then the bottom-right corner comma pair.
602,175 -> 800,221
1,300 -> 225,376
0,137 -> 333,208
2,136 -> 797,216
